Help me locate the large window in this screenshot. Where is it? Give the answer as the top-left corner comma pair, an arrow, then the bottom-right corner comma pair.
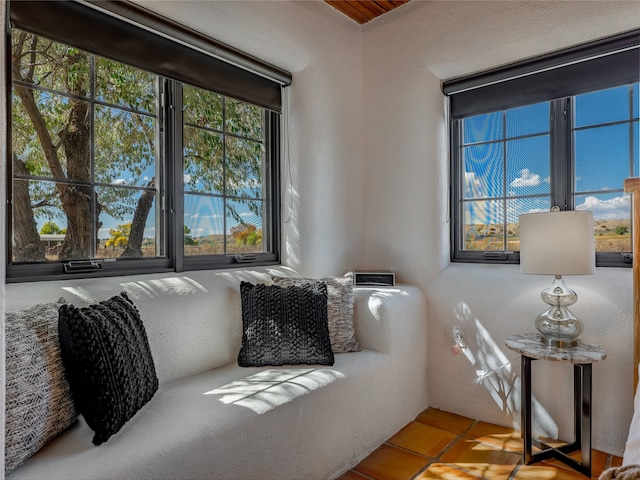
447,31 -> 639,267
6,1 -> 291,282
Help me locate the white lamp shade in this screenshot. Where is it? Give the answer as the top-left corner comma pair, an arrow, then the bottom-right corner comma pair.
519,210 -> 596,275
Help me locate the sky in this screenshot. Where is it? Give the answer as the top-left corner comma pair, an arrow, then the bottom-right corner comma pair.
463,83 -> 639,225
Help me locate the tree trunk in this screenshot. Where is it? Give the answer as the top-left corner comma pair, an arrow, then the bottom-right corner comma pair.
11,154 -> 46,262
58,93 -> 92,260
121,178 -> 155,258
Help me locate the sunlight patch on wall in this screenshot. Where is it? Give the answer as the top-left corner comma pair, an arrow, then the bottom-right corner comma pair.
120,277 -> 208,298
454,301 -> 558,438
61,286 -> 99,304
204,368 -> 345,414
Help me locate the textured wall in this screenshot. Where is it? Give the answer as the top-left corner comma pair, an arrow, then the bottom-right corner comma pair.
361,0 -> 640,455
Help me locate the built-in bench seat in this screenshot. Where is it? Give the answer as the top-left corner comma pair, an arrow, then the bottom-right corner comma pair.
5,267 -> 428,480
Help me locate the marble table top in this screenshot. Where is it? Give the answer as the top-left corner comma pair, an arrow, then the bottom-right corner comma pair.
505,333 -> 606,364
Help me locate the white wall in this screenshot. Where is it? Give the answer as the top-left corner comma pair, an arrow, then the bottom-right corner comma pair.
362,0 -> 639,455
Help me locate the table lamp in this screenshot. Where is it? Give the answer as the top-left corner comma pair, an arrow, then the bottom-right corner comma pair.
519,208 -> 595,347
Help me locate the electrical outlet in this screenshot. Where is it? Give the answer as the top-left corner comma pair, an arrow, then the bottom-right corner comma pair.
448,326 -> 466,349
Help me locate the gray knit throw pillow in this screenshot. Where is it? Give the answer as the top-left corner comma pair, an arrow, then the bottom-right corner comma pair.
238,282 -> 334,367
5,299 -> 78,475
272,272 -> 360,353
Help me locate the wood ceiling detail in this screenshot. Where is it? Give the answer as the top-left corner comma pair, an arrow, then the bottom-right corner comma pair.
325,1 -> 411,24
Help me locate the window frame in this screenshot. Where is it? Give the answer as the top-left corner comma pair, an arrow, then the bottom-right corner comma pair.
446,30 -> 640,268
5,2 -> 289,283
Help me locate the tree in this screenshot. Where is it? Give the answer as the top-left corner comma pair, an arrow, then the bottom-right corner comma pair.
40,221 -> 64,235
11,29 -> 261,264
11,30 -> 156,262
105,223 -> 131,251
230,223 -> 262,246
184,225 -> 198,246
615,225 -> 629,236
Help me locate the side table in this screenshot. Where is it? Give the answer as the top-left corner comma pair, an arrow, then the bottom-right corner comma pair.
506,333 -> 606,477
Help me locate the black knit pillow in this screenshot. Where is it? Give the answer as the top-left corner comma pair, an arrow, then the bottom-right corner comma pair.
238,282 -> 334,367
58,292 -> 158,445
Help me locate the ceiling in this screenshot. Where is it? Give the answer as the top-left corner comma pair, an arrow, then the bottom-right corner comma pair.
324,0 -> 411,24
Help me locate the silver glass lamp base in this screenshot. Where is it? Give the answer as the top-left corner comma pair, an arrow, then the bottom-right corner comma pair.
535,275 -> 583,348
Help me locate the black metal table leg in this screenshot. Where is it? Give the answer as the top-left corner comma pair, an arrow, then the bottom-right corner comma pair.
521,357 -> 592,478
577,363 -> 592,475
522,355 -> 533,465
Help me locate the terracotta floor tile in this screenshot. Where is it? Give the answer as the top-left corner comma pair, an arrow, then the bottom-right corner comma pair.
611,455 -> 624,467
345,409 -> 612,480
465,421 -> 524,453
337,470 -> 370,480
415,408 -> 475,435
353,444 -> 430,480
415,463 -> 482,479
388,421 -> 457,458
526,446 -> 608,479
439,439 -> 521,480
514,462 -> 591,480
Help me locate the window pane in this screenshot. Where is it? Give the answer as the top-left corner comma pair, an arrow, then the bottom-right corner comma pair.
95,57 -> 157,114
576,193 -> 631,252
95,105 -> 157,187
227,199 -> 264,254
575,123 -> 630,193
12,29 -> 90,97
183,194 -> 225,256
575,85 -> 629,127
183,126 -> 224,194
506,102 -> 549,138
463,112 -> 502,144
506,136 -> 550,197
97,186 -> 160,258
463,142 -> 504,198
183,85 -> 224,131
226,99 -> 263,139
12,179 -> 65,262
12,179 -> 96,261
12,88 -> 87,181
463,200 -> 504,251
507,197 -> 551,251
634,83 -> 639,119
226,137 -> 264,199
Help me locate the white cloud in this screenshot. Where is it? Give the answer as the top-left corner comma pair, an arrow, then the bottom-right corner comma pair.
184,174 -> 192,184
577,195 -> 630,220
113,178 -> 127,185
510,168 -> 541,188
464,171 -> 483,197
465,172 -> 481,188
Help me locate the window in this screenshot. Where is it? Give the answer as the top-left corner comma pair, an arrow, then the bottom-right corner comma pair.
6,1 -> 291,282
446,30 -> 639,267
182,85 -> 270,258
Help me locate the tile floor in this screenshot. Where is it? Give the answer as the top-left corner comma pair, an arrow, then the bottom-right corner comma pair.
337,408 -> 623,480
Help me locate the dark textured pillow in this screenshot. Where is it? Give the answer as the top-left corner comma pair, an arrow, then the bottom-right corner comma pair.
58,292 -> 158,445
5,299 -> 78,474
272,272 -> 360,353
238,281 -> 334,367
